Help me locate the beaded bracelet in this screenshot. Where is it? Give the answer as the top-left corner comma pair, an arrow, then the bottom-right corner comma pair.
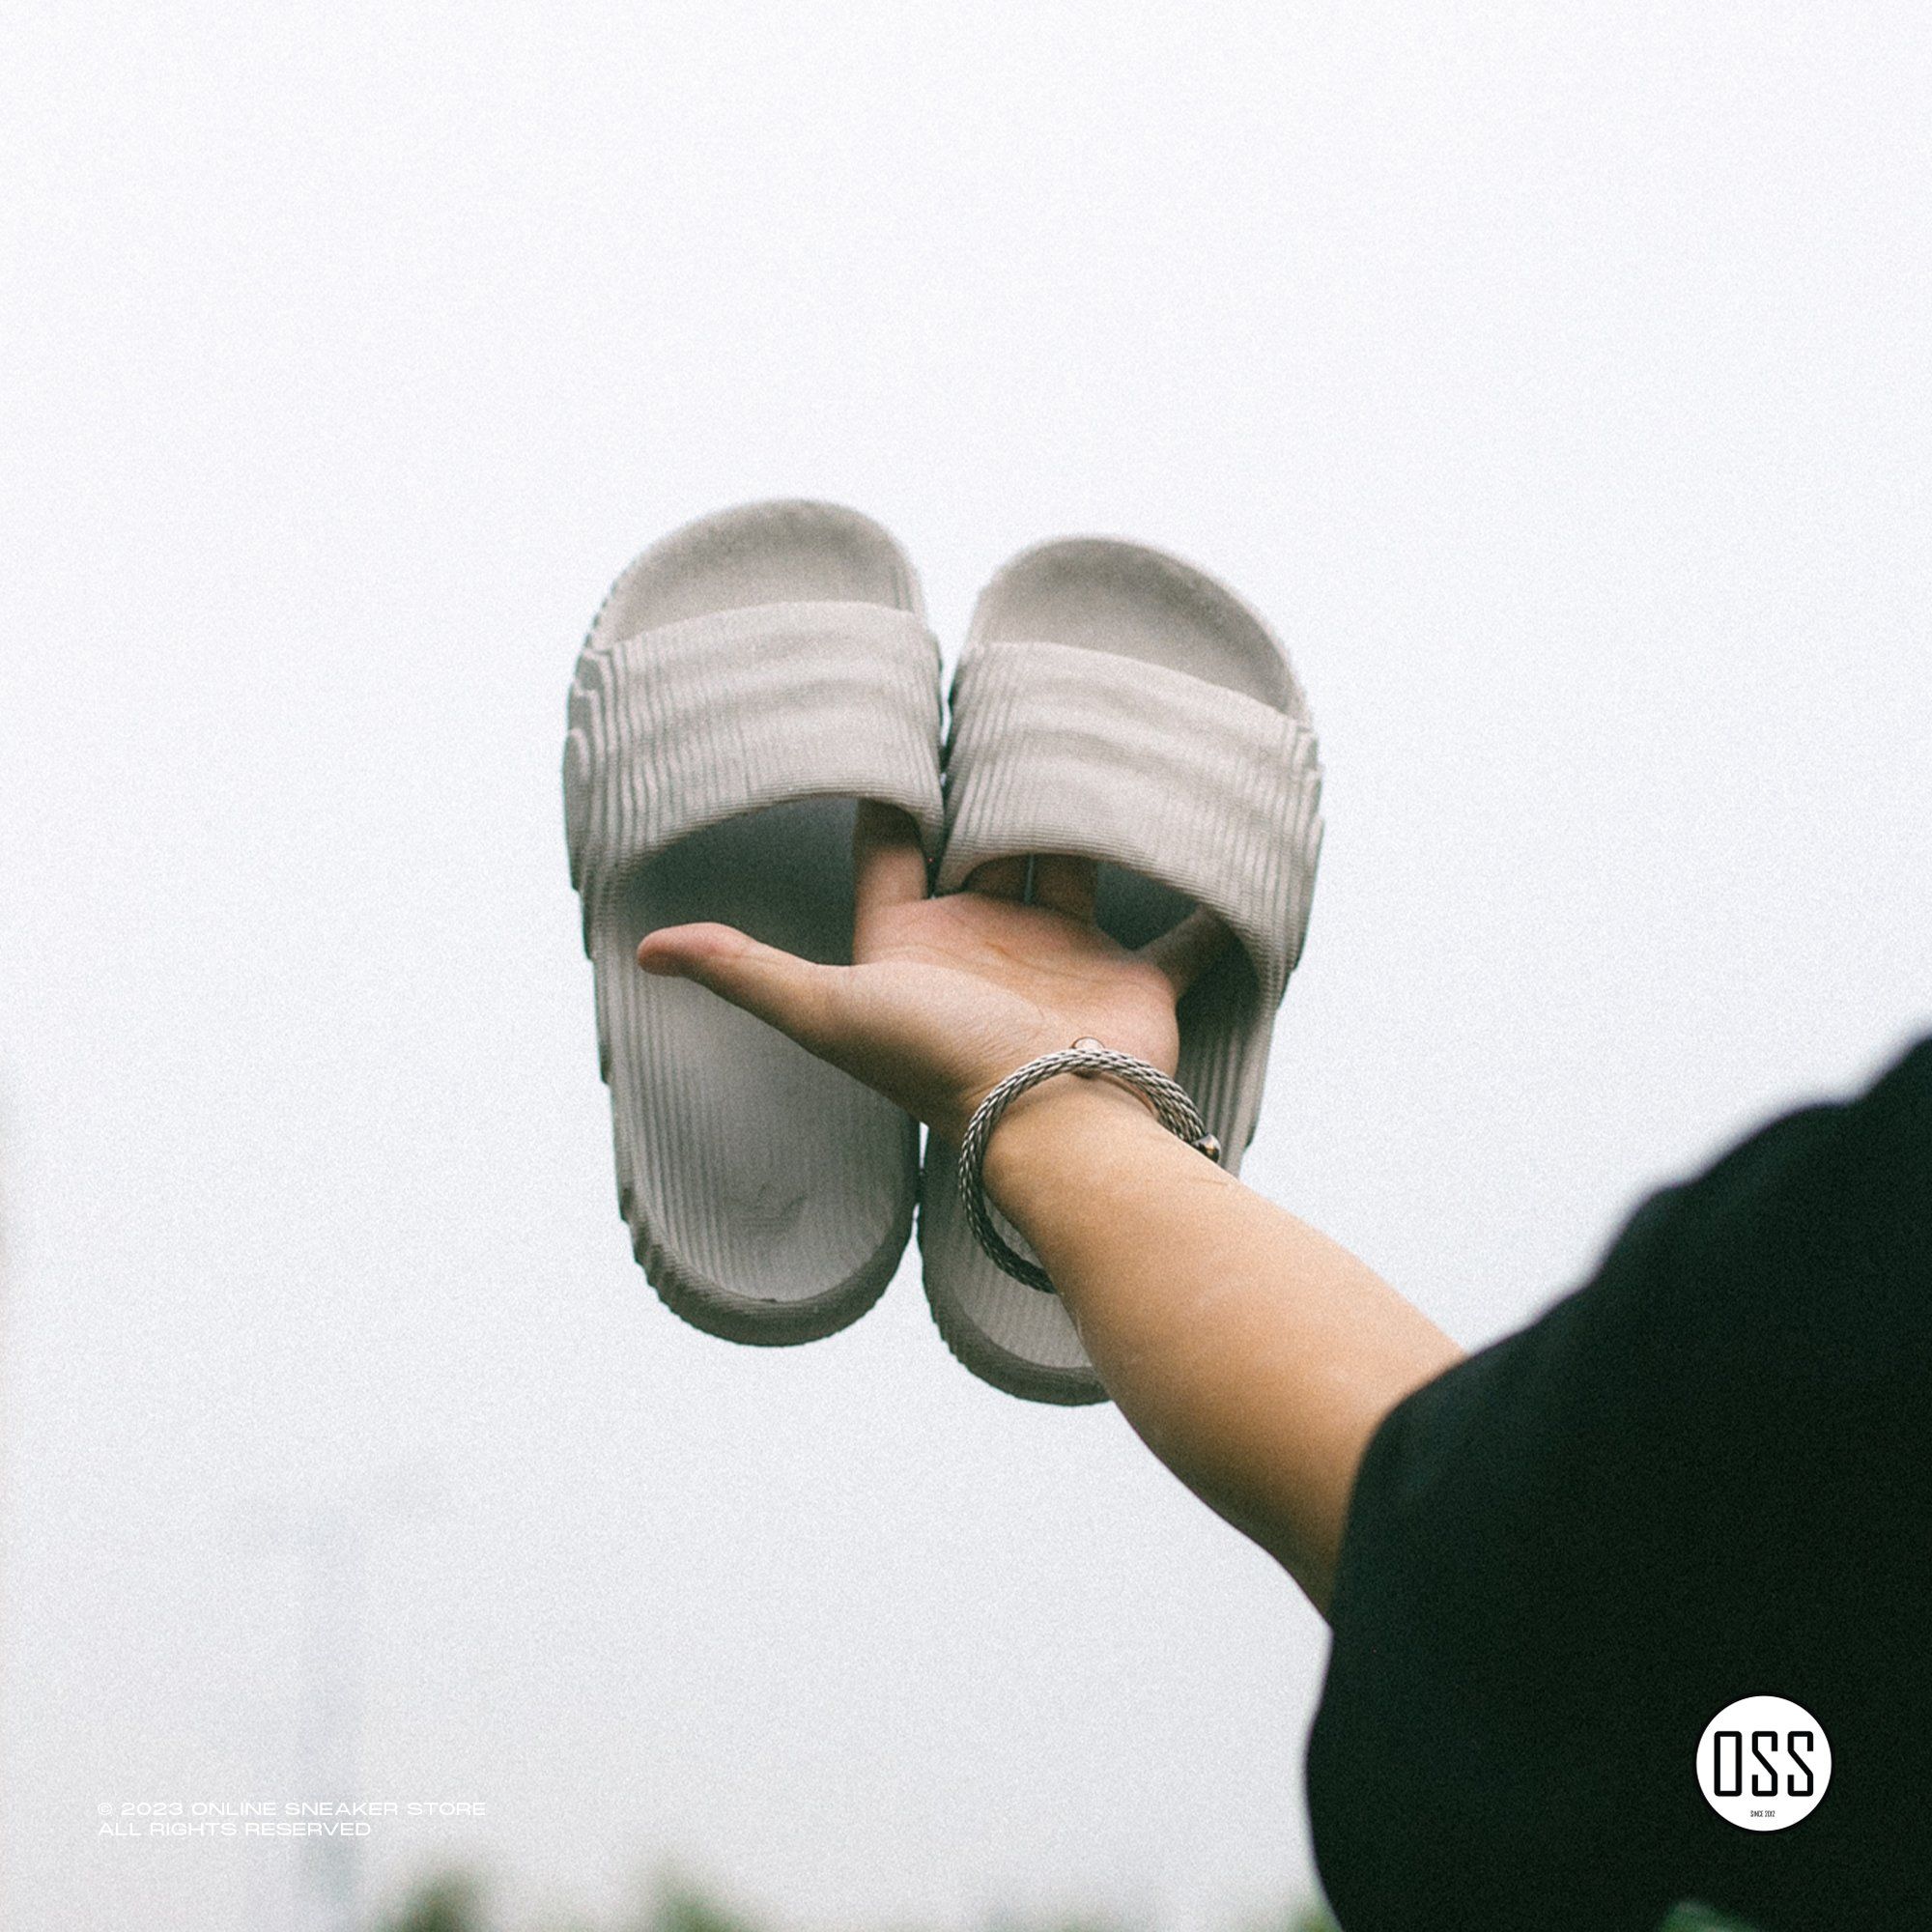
955,1037 -> 1222,1293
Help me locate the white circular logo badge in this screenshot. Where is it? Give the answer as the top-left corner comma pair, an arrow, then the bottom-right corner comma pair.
1696,1696 -> 1832,1831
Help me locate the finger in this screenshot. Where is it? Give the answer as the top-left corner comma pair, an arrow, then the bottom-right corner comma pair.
852,801 -> 927,950
965,857 -> 1028,900
637,923 -> 839,1052
1139,907 -> 1235,999
1030,855 -> 1098,922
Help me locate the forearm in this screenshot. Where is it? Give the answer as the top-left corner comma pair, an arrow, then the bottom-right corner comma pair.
983,1078 -> 1464,1613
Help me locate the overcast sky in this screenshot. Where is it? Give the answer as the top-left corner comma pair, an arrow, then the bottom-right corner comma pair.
4,4 -> 1929,1929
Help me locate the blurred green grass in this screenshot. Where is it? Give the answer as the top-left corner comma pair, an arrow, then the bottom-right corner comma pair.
373,1870 -> 1760,1932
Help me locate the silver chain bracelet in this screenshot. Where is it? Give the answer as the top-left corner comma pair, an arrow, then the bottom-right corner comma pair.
955,1038 -> 1223,1293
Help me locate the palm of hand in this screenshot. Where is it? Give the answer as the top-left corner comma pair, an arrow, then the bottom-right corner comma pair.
842,888 -> 1185,1143
638,809 -> 1226,1146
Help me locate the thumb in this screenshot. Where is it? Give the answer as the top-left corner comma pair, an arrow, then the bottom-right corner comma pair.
637,923 -> 839,1053
1139,907 -> 1234,999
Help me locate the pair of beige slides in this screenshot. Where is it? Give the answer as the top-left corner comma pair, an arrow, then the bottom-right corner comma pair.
563,502 -> 1323,1405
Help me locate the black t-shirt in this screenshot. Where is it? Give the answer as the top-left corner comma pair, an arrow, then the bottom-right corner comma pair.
1306,1037 -> 1932,1931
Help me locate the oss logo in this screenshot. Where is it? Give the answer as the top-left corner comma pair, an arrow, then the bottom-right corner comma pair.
1696,1696 -> 1832,1831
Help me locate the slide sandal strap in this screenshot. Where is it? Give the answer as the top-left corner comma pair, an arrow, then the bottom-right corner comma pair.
564,600 -> 944,923
936,639 -> 1322,1003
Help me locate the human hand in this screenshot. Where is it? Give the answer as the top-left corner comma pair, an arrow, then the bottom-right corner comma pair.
636,802 -> 1230,1145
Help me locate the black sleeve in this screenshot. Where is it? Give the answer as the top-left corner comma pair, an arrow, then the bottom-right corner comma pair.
1304,1037 -> 1932,1932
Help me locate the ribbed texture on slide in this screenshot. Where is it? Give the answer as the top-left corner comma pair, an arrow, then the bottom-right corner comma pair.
566,600 -> 945,932
563,596 -> 944,1343
938,639 -> 1322,1155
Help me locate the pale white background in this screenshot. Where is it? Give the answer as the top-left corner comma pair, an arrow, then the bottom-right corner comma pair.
3,3 -> 1928,1929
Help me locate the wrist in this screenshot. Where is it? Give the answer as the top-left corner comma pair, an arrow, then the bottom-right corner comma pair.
979,1071 -> 1167,1216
